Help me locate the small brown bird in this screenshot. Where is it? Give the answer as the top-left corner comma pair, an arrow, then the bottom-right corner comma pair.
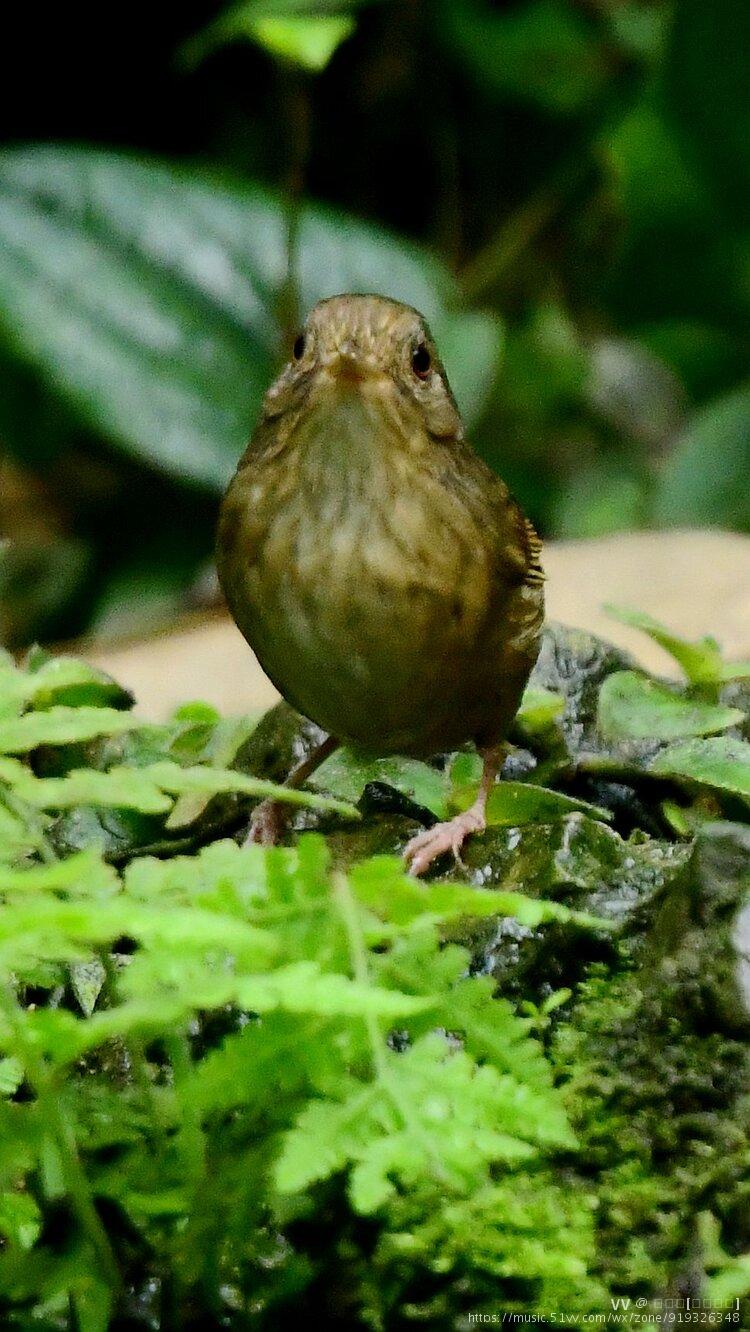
217,294 -> 544,874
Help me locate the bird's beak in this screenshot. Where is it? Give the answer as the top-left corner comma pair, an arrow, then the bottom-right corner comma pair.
326,341 -> 371,385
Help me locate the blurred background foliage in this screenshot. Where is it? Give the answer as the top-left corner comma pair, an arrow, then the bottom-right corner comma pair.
1,0 -> 749,650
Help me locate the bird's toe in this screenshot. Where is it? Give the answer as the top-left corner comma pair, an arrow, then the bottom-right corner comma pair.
403,807 -> 485,877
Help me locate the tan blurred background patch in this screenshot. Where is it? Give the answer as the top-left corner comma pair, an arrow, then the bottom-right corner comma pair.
81,529 -> 750,720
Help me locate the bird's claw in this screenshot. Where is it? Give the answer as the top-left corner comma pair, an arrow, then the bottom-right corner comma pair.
403,806 -> 486,877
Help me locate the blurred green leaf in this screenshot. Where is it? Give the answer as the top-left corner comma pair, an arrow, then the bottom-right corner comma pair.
0,1191 -> 41,1250
637,320 -> 748,401
597,672 -> 743,743
182,0 -> 370,71
651,736 -> 750,798
1,655 -> 131,715
606,103 -> 712,234
248,15 -> 355,70
0,758 -> 173,814
0,707 -> 137,755
602,102 -> 742,330
0,539 -> 91,651
72,1280 -> 112,1332
0,147 -> 499,491
515,686 -> 564,736
350,858 -> 608,932
554,466 -> 645,539
442,0 -> 607,115
0,799 -> 41,863
654,384 -> 750,527
606,2 -> 669,63
430,309 -> 503,428
0,1057 -> 23,1097
604,605 -> 750,685
665,0 -> 750,227
0,755 -> 359,819
502,303 -> 589,423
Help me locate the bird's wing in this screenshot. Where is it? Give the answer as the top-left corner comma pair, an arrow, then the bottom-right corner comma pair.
520,513 -> 545,588
489,485 -> 545,594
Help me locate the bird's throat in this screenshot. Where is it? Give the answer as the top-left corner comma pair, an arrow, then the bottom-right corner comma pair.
296,377 -> 413,476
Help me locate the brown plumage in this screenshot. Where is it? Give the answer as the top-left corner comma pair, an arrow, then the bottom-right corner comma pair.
217,294 -> 544,873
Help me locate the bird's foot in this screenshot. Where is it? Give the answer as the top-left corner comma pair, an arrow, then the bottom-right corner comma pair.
242,735 -> 340,848
244,798 -> 288,847
403,802 -> 486,877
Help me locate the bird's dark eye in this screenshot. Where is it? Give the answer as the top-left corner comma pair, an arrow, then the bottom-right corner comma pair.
292,333 -> 306,361
411,342 -> 431,379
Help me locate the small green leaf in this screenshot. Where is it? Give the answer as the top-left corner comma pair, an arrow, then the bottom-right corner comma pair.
651,736 -> 750,798
0,759 -> 173,814
0,1056 -> 23,1096
72,1278 -> 112,1332
0,1190 -> 41,1249
313,750 -> 448,818
145,760 -> 360,819
0,755 -> 359,820
22,654 -> 132,711
350,858 -> 608,932
484,782 -> 611,826
248,15 -> 355,69
69,959 -> 107,1017
0,654 -> 131,718
450,771 -> 612,826
0,706 -> 138,754
597,671 -> 744,742
170,701 -> 221,725
182,1 -> 362,72
516,685 -> 564,734
605,604 -> 750,684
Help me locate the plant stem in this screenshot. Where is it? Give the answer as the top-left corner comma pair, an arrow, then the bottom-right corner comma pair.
277,65 -> 311,345
333,873 -> 389,1085
459,151 -> 593,301
166,1030 -> 205,1183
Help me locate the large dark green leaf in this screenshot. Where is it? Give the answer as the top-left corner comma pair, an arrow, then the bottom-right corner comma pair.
0,147 -> 500,490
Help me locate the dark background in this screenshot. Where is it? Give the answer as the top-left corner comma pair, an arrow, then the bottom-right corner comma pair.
2,0 -> 749,649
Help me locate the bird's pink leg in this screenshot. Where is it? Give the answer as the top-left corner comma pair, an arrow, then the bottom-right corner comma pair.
403,745 -> 504,877
245,734 -> 339,846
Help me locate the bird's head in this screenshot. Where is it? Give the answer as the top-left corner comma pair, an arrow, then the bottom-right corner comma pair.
261,294 -> 463,442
